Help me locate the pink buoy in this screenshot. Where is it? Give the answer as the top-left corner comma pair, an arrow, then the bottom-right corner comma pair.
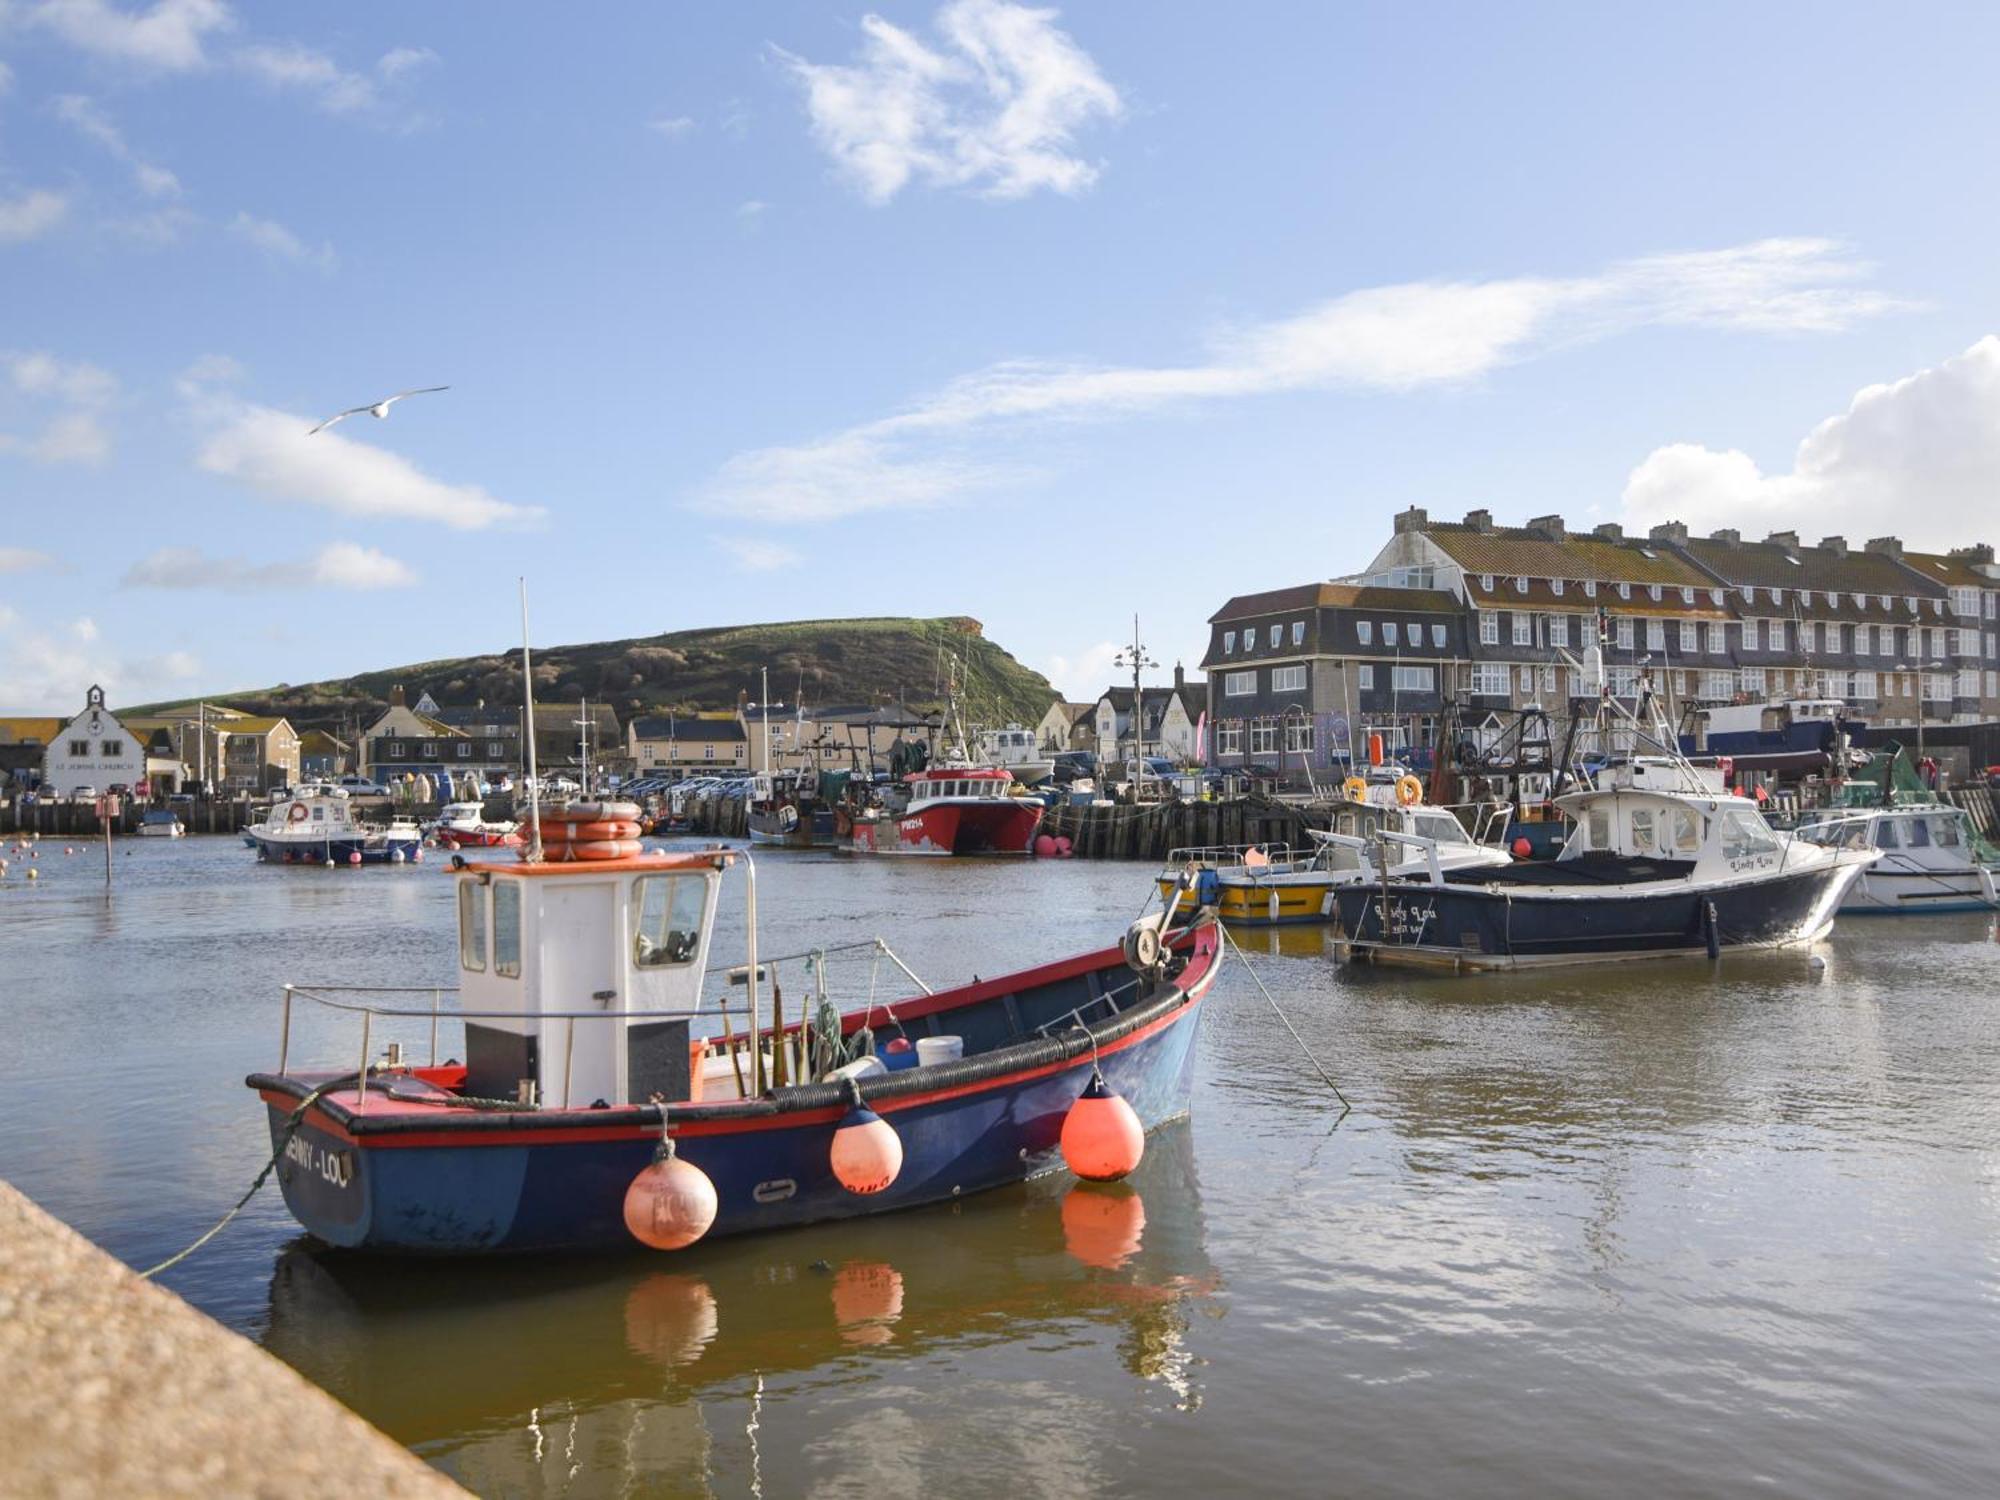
348,851 -> 363,865
830,1092 -> 903,1195
1034,834 -> 1057,858
1060,1070 -> 1145,1182
623,1135 -> 718,1250
1055,836 -> 1073,857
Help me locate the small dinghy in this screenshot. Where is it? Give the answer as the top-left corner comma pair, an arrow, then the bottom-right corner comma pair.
247,844 -> 1220,1255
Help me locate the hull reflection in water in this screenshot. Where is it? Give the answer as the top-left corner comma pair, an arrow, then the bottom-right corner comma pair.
260,1123 -> 1217,1494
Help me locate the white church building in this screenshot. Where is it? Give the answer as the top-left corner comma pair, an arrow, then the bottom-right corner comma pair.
41,685 -> 145,795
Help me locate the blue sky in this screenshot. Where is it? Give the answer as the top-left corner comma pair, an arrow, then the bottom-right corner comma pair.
4,1 -> 2000,710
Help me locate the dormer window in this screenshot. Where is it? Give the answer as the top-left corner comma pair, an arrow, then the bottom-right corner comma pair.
1616,582 -> 1631,600
1680,587 -> 1694,603
1291,620 -> 1305,646
1356,621 -> 1372,645
1474,573 -> 1493,592
1769,588 -> 1784,606
1906,597 -> 1918,613
1583,580 -> 1598,598
1879,594 -> 1892,610
1268,623 -> 1281,648
1740,586 -> 1754,603
1514,575 -> 1528,593
1223,630 -> 1236,654
1710,589 -> 1724,606
1648,584 -> 1662,601
1551,579 -> 1565,596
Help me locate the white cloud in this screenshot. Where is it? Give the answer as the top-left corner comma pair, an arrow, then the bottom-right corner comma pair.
1620,334 -> 2000,550
0,602 -> 202,707
702,237 -> 1900,521
0,189 -> 70,243
232,38 -> 432,123
776,0 -> 1121,203
0,351 -> 115,465
0,546 -> 59,573
53,94 -> 183,197
23,0 -> 232,72
73,615 -> 99,642
123,540 -> 418,591
649,114 -> 696,138
195,401 -> 543,530
1044,641 -> 1118,700
228,210 -> 335,270
712,535 -> 802,572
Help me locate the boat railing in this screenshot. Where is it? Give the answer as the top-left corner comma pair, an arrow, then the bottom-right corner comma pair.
1159,843 -> 1296,875
1317,828 -> 1445,886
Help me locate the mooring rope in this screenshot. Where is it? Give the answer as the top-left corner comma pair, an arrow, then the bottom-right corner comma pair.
138,1075 -> 352,1279
1218,924 -> 1351,1114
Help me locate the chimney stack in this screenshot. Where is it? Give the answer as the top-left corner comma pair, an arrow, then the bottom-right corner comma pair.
1864,536 -> 1904,559
389,684 -> 406,707
1393,506 -> 1430,535
1648,521 -> 1689,544
1765,530 -> 1800,552
1948,543 -> 1995,565
1592,522 -> 1624,541
1819,535 -> 1848,556
1710,528 -> 1741,546
1525,514 -> 1566,540
1462,508 -> 1494,533
1173,661 -> 1186,692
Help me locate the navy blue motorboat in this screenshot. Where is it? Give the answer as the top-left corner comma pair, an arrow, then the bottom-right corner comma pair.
249,848 -> 1220,1254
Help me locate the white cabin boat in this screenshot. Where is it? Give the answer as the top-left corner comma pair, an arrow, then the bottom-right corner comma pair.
247,783 -> 424,866
137,808 -> 185,838
975,725 -> 1055,787
1793,804 -> 2000,913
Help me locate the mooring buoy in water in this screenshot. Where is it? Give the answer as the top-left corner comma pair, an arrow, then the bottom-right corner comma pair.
1061,1069 -> 1144,1182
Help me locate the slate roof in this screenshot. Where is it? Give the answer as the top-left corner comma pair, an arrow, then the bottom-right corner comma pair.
1677,536 -> 1945,598
1900,548 -> 1996,591
1209,582 -> 1460,622
1425,523 -> 1710,587
0,717 -> 64,745
630,716 -> 745,742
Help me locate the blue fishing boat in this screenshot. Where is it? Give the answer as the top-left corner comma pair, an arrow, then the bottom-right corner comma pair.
247,848 -> 1220,1254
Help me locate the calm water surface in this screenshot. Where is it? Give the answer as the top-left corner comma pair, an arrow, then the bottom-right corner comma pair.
4,835 -> 1999,1497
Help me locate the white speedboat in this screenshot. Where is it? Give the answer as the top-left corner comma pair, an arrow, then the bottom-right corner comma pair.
247,783 -> 424,865
1793,804 -> 2000,914
136,808 -> 185,838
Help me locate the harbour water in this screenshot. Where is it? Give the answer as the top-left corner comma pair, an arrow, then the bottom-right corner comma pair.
3,837 -> 1999,1497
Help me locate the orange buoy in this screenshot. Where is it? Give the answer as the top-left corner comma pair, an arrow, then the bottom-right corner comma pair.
1061,1182 -> 1147,1270
1060,1070 -> 1144,1182
830,1091 -> 903,1194
1367,733 -> 1384,767
1511,836 -> 1532,859
623,1134 -> 717,1250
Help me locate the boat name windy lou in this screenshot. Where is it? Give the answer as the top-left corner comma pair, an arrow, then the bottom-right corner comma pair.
247,818 -> 1221,1254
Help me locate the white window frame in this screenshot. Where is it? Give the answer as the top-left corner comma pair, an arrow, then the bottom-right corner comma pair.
1271,665 -> 1307,693
1356,620 -> 1372,645
1224,671 -> 1255,697
1479,612 -> 1498,645
1511,614 -> 1532,646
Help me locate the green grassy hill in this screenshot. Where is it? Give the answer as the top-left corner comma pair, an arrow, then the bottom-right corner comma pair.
128,617 -> 1058,730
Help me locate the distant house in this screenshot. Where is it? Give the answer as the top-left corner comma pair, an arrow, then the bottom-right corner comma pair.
530,702 -> 623,776
298,730 -> 351,779
738,701 -> 942,774
1035,700 -> 1095,753
40,686 -> 147,794
629,714 -> 748,777
1089,666 -> 1205,764
218,717 -> 300,792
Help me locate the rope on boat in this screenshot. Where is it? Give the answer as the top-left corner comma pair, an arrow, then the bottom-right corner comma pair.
1218,924 -> 1351,1115
137,1075 -> 352,1280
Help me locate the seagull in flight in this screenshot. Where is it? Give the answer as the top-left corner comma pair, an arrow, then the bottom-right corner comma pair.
307,386 -> 450,435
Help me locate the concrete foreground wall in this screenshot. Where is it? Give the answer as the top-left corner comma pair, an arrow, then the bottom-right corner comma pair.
0,1182 -> 465,1499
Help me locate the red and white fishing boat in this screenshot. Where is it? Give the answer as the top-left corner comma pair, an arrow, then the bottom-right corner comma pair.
845,764 -> 1043,856
429,801 -> 522,849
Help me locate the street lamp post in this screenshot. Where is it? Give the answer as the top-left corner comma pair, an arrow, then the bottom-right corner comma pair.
1894,660 -> 1944,772
1112,614 -> 1157,784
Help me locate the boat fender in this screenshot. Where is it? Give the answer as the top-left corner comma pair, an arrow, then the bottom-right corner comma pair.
830,1079 -> 904,1195
1060,1070 -> 1145,1182
623,1128 -> 718,1250
1343,776 -> 1368,803
1395,774 -> 1424,807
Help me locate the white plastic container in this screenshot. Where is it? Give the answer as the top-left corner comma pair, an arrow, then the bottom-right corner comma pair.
827,1054 -> 888,1083
915,1035 -> 964,1067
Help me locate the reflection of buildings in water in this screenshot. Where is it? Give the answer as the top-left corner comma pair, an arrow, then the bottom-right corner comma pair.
1225,924 -> 1338,961
439,1397 -> 712,1500
258,1122 -> 1219,1493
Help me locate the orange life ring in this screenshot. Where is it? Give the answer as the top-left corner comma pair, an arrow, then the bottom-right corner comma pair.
542,819 -> 641,842
1395,774 -> 1424,807
1342,776 -> 1368,803
544,800 -> 641,823
287,802 -> 308,823
546,838 -> 644,861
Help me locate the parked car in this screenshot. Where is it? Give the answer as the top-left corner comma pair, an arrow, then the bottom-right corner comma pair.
70,785 -> 98,801
1050,751 -> 1099,784
334,774 -> 389,797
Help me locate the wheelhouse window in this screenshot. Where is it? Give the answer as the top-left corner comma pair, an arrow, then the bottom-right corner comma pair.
1719,810 -> 1781,861
493,880 -> 523,977
458,881 -> 487,972
1669,809 -> 1702,853
633,874 -> 705,967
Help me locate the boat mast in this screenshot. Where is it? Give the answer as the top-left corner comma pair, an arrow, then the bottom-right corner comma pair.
760,666 -> 772,778
519,578 -> 543,862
